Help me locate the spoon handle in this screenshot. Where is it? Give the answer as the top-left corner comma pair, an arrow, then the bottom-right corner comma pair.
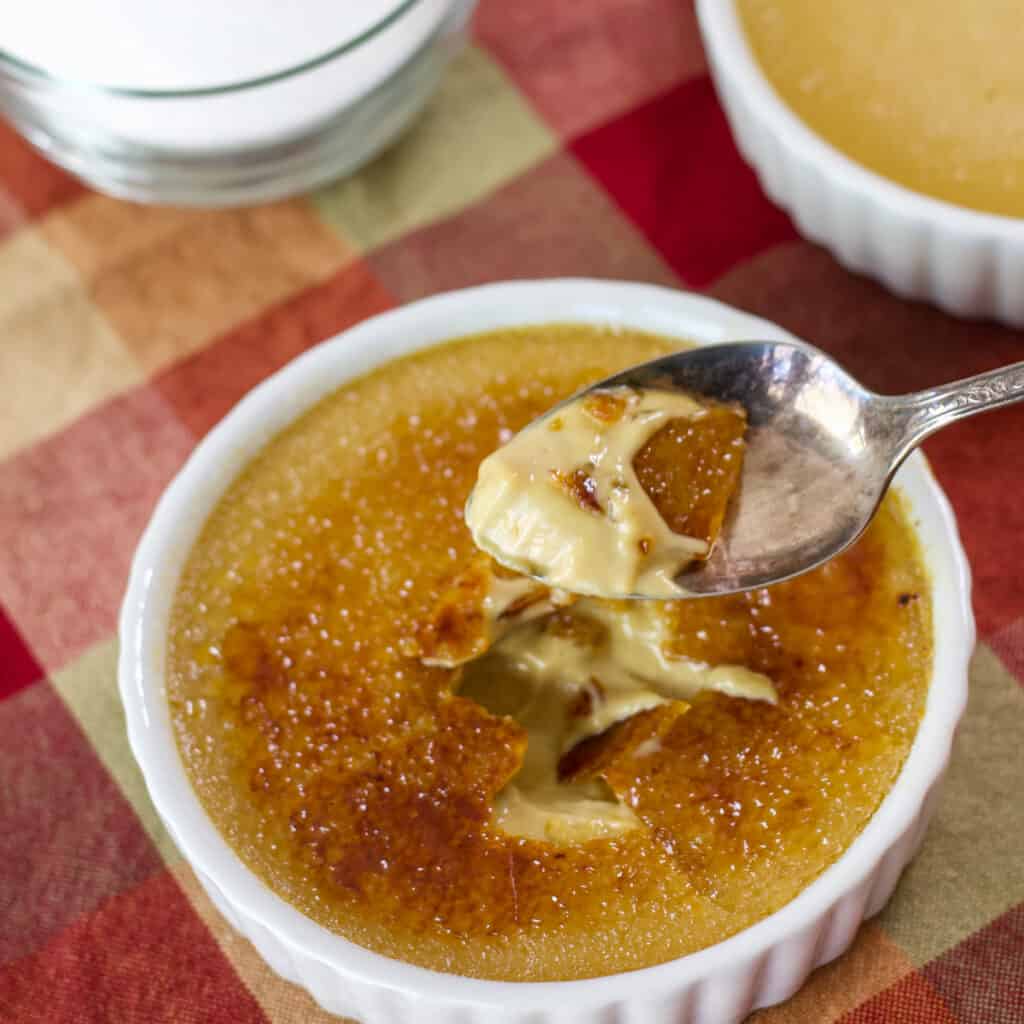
896,360 -> 1024,451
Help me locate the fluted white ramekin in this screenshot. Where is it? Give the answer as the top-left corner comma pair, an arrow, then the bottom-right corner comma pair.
697,0 -> 1024,326
119,281 -> 974,1024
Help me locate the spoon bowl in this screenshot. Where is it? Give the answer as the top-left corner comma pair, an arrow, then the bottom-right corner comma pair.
506,340 -> 1024,598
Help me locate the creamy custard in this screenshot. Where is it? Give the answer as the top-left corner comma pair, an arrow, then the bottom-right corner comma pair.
168,326 -> 932,981
416,552 -> 776,843
467,386 -> 746,597
739,0 -> 1024,218
460,593 -> 776,842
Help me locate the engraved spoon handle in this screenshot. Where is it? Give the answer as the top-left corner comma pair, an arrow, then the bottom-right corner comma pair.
894,360 -> 1024,454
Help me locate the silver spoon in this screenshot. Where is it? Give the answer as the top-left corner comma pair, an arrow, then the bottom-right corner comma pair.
509,341 -> 1024,598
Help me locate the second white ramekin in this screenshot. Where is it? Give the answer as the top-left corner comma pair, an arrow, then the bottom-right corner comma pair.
119,281 -> 974,1023
697,0 -> 1024,326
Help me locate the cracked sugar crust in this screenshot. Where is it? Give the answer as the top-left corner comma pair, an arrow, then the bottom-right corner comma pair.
168,326 -> 932,981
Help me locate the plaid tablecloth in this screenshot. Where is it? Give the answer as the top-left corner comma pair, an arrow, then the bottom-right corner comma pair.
2,3 -> 1022,1021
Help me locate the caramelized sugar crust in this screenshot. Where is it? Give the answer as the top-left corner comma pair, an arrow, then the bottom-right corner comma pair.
168,327 -> 932,981
633,402 -> 746,546
558,703 -> 688,784
412,553 -> 492,664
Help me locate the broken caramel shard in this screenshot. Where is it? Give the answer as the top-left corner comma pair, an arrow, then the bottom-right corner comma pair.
414,553 -> 572,668
582,389 -> 628,424
558,702 -> 689,784
551,466 -> 602,514
633,402 -> 746,548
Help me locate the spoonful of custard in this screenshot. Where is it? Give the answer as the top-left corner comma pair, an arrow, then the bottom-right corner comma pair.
466,340 -> 1024,598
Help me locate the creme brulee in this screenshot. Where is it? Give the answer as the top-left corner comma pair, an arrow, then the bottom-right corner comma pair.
168,325 -> 932,982
739,0 -> 1024,218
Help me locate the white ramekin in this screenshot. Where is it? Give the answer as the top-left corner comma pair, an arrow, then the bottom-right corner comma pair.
696,0 -> 1024,326
119,280 -> 974,1024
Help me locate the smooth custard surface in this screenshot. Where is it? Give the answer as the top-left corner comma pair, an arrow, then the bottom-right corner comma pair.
739,0 -> 1024,218
168,326 -> 932,981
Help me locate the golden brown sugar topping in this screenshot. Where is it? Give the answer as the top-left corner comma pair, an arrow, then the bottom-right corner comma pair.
739,0 -> 1024,218
412,554 -> 561,667
558,703 -> 688,784
633,402 -> 747,546
168,326 -> 932,981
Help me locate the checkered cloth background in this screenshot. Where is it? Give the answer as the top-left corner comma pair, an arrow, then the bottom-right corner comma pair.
2,4 -> 1022,1021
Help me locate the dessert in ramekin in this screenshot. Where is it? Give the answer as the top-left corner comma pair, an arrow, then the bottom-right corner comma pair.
120,280 -> 973,1023
697,0 -> 1024,325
